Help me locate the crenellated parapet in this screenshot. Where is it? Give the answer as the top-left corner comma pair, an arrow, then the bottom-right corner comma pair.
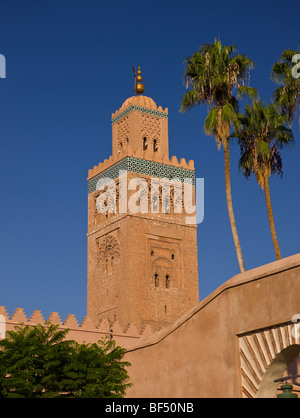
88,155 -> 195,197
0,306 -> 158,348
88,149 -> 195,182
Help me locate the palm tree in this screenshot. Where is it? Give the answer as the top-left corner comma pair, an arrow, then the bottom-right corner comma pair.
271,48 -> 300,128
181,40 -> 256,273
233,101 -> 294,260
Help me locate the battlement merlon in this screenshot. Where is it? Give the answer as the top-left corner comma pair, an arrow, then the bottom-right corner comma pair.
0,306 -> 158,347
87,156 -> 195,195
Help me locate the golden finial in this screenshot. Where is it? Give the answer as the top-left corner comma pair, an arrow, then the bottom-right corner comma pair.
133,66 -> 145,95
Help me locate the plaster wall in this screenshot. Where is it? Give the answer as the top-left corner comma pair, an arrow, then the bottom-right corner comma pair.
125,253 -> 300,398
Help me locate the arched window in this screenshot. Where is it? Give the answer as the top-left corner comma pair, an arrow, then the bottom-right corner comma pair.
143,137 -> 148,150
152,194 -> 158,212
166,274 -> 170,289
111,256 -> 114,272
164,196 -> 170,214
154,273 -> 159,288
153,139 -> 158,152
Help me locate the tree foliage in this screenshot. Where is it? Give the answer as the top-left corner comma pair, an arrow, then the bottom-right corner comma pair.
181,40 -> 257,145
271,48 -> 300,127
231,100 -> 294,260
0,324 -> 131,398
181,39 -> 256,273
233,101 -> 294,188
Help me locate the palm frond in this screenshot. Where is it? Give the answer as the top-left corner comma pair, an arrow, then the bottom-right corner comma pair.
237,85 -> 258,101
180,90 -> 201,112
234,100 -> 294,183
182,39 -> 255,115
204,107 -> 219,135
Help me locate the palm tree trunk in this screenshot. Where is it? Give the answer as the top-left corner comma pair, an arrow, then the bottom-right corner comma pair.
264,174 -> 281,260
223,138 -> 246,273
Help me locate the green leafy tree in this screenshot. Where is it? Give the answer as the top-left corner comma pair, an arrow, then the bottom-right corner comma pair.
181,39 -> 256,273
0,324 -> 131,398
271,48 -> 300,128
232,101 -> 294,260
61,339 -> 131,398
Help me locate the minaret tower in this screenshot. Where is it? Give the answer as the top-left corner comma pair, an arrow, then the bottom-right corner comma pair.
87,68 -> 199,331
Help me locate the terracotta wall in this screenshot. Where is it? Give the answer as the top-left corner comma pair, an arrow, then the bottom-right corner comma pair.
0,308 -> 155,348
124,253 -> 300,398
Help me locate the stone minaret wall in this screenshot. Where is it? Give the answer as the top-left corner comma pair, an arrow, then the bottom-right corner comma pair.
87,94 -> 199,331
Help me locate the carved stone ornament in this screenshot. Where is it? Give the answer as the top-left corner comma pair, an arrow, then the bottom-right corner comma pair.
97,235 -> 120,274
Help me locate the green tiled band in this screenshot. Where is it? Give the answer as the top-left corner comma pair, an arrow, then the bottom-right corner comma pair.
88,157 -> 194,194
111,105 -> 168,124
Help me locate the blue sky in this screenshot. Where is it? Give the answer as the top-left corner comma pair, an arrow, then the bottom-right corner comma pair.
0,0 -> 299,323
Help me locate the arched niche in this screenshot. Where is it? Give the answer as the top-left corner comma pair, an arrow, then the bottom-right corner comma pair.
239,322 -> 300,398
257,345 -> 300,398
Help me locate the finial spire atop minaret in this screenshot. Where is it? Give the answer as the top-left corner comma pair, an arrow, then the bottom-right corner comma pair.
133,66 -> 145,95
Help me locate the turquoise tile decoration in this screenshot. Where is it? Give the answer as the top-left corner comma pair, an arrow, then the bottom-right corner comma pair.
111,105 -> 168,124
88,157 -> 194,194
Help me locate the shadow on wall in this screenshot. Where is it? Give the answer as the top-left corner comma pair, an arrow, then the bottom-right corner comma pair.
257,345 -> 300,398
